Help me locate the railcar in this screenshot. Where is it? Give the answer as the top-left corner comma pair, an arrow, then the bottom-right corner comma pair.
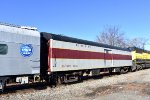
0,23 -> 40,91
130,47 -> 150,70
41,32 -> 132,84
0,23 -> 139,92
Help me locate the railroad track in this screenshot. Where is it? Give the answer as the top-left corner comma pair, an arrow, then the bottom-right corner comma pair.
0,69 -> 144,95
1,68 -> 150,100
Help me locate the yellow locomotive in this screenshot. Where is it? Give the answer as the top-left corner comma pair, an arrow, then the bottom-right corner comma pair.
130,47 -> 150,71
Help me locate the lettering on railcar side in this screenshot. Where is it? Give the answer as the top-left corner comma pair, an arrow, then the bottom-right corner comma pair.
62,65 -> 78,68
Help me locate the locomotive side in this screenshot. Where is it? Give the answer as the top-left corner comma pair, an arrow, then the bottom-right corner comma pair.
131,47 -> 150,70
41,32 -> 132,84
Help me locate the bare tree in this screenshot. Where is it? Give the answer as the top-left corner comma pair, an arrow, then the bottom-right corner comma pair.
127,37 -> 149,49
96,25 -> 127,48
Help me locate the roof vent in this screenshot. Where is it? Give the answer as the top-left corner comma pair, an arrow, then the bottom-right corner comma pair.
0,22 -> 38,31
21,26 -> 37,31
0,22 -> 20,28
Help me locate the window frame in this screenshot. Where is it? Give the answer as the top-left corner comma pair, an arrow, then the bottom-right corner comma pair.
0,44 -> 8,55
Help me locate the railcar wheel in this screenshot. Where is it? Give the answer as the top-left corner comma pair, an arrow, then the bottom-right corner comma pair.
56,76 -> 64,85
140,65 -> 143,70
109,68 -> 113,76
130,66 -> 136,72
0,80 -> 6,93
48,74 -> 58,87
136,65 -> 141,71
120,68 -> 125,74
78,75 -> 83,82
78,72 -> 83,82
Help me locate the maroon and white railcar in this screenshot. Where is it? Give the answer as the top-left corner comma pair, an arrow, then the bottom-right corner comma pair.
40,32 -> 132,83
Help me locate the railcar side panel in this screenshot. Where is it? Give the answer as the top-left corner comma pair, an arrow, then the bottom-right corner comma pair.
0,25 -> 40,76
50,40 -> 132,72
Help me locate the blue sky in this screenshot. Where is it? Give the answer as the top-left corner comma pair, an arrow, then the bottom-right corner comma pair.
0,0 -> 150,48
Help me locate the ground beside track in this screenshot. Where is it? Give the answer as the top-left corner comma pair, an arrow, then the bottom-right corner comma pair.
1,69 -> 150,100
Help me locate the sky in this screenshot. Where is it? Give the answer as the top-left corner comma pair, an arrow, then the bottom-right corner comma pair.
0,0 -> 150,49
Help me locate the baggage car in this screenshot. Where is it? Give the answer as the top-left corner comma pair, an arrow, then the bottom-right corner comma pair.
41,32 -> 132,84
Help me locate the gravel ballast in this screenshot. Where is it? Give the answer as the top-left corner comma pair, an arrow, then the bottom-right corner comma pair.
1,69 -> 150,100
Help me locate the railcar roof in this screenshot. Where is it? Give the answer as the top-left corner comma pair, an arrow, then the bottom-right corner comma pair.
129,47 -> 150,53
41,32 -> 130,51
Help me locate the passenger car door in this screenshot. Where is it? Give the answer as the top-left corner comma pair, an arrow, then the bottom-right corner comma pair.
104,49 -> 113,67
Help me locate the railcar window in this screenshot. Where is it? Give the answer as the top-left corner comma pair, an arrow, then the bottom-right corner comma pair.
0,44 -> 8,55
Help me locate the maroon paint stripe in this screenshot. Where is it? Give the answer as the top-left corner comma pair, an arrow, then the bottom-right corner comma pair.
51,48 -> 132,60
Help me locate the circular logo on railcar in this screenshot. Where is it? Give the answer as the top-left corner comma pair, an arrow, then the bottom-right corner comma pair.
20,44 -> 33,57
